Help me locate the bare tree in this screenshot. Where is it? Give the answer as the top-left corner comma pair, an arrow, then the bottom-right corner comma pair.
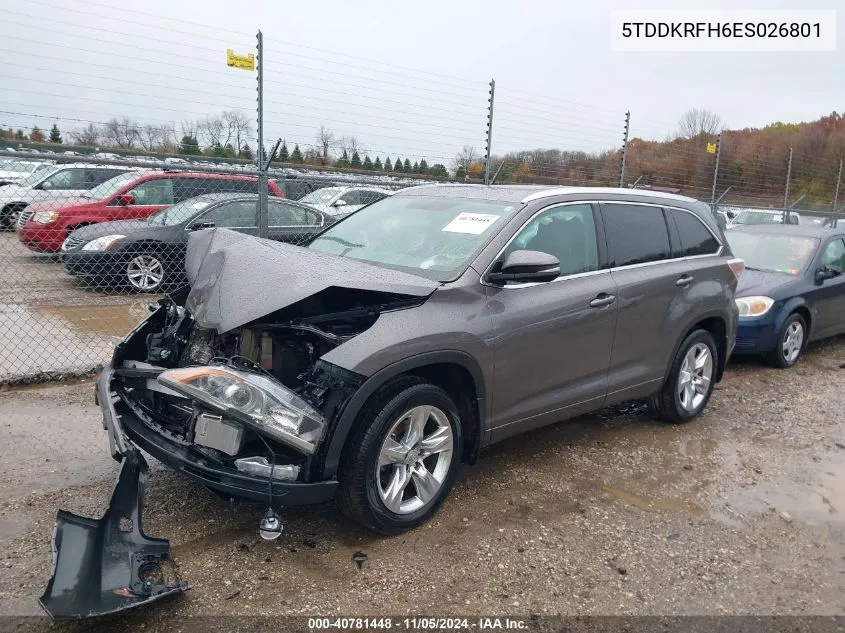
69,123 -> 101,146
197,116 -> 227,148
180,120 -> 198,140
454,145 -> 478,171
102,117 -> 139,148
222,111 -> 253,154
316,125 -> 335,162
340,135 -> 360,158
677,109 -> 723,138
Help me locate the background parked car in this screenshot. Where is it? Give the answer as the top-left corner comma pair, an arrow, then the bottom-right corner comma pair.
16,171 -> 283,253
0,160 -> 55,187
727,209 -> 801,228
297,185 -> 392,215
0,164 -> 132,229
727,224 -> 845,367
61,193 -> 335,292
270,178 -> 339,201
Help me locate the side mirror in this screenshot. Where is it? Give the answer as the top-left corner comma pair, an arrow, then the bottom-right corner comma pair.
116,193 -> 136,206
36,181 -> 50,191
187,221 -> 215,231
816,264 -> 842,283
332,199 -> 348,207
487,250 -> 560,284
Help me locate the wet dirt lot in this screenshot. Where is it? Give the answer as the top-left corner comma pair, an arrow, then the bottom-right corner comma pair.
1,337 -> 845,630
0,233 -> 159,381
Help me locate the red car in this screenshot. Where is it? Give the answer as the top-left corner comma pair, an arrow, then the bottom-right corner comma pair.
17,171 -> 283,253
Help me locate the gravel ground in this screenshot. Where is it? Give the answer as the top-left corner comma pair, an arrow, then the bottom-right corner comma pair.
1,337 -> 845,631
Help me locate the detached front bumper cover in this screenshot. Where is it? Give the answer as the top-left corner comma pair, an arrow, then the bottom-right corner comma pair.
39,448 -> 186,620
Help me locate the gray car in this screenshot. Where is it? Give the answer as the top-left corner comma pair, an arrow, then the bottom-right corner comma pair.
93,185 -> 741,536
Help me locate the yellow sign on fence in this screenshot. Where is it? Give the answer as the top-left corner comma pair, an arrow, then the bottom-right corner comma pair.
226,49 -> 255,71
706,142 -> 717,154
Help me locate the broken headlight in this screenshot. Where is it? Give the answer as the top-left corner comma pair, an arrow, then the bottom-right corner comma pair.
158,365 -> 326,454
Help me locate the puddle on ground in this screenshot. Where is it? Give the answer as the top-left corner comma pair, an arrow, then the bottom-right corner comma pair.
599,485 -> 706,515
721,458 -> 845,526
35,303 -> 148,338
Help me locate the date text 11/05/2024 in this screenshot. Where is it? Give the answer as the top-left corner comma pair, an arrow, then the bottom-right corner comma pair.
307,618 -> 528,630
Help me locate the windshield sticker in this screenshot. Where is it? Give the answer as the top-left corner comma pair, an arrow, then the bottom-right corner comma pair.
442,212 -> 500,235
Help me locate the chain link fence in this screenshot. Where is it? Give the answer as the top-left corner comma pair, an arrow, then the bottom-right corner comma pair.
0,153 -> 421,382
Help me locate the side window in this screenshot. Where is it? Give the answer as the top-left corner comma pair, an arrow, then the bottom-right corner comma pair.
602,204 -> 671,267
173,178 -> 209,201
503,203 -> 598,277
339,190 -> 362,205
268,201 -> 322,226
670,209 -> 720,256
41,169 -> 85,190
128,179 -> 174,205
821,238 -> 845,269
359,190 -> 387,205
89,169 -> 125,186
201,201 -> 257,228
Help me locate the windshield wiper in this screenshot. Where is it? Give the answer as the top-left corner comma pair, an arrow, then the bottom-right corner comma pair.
315,236 -> 364,248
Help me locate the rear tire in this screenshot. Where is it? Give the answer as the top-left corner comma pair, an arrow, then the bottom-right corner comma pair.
765,313 -> 806,369
337,379 -> 462,534
1,203 -> 26,230
649,329 -> 718,424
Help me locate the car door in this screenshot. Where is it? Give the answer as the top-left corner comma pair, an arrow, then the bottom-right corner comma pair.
602,202 -> 706,403
267,199 -> 324,244
198,200 -> 259,237
808,236 -> 845,338
33,168 -> 88,204
487,202 -> 618,441
112,178 -> 175,220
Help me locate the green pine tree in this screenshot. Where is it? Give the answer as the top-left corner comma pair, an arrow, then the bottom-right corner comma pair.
412,161 -> 419,173
239,143 -> 253,159
335,149 -> 350,168
350,151 -> 362,168
374,156 -> 383,170
14,129 -> 25,140
430,164 -> 448,179
180,135 -> 200,155
362,155 -> 374,170
279,141 -> 289,162
419,158 -> 429,173
455,165 -> 467,180
394,157 -> 403,172
384,157 -> 392,171
290,144 -> 304,163
403,158 -> 411,171
49,124 -> 62,144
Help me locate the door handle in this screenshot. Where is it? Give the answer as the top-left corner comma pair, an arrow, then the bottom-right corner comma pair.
676,275 -> 694,287
589,293 -> 616,308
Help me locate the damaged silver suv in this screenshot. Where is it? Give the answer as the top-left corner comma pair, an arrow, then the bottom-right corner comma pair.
98,185 -> 741,535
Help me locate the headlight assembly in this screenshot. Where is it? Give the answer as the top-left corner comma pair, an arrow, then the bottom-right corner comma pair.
735,296 -> 774,317
33,211 -> 59,224
158,365 -> 326,454
81,235 -> 125,251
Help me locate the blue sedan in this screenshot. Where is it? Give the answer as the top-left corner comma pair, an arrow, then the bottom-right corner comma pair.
726,224 -> 845,367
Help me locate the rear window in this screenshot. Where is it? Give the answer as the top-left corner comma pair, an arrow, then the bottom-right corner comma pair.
602,203 -> 671,267
670,209 -> 720,257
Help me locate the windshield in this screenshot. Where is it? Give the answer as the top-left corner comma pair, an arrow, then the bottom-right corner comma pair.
308,196 -> 516,281
84,171 -> 141,200
148,198 -> 214,226
727,232 -> 818,276
17,165 -> 58,188
299,187 -> 343,205
732,210 -> 783,226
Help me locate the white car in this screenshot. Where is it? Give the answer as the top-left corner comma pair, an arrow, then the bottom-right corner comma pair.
0,164 -> 132,229
298,186 -> 393,216
0,160 -> 55,187
727,208 -> 802,229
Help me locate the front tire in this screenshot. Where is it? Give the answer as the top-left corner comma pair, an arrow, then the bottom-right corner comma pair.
1,203 -> 26,230
338,380 -> 462,534
649,329 -> 718,424
765,313 -> 806,369
125,252 -> 166,293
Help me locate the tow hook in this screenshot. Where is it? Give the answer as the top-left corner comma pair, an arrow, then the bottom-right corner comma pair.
39,448 -> 187,619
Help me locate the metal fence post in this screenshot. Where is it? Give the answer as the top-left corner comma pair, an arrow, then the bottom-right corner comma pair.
256,30 -> 268,238
783,146 -> 793,209
710,132 -> 722,206
834,158 -> 843,211
620,110 -> 630,188
484,79 -> 495,186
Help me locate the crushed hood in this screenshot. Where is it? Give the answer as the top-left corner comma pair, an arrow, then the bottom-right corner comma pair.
184,228 -> 440,333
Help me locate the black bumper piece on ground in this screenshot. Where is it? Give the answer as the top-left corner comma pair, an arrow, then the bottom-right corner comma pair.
39,449 -> 186,620
98,365 -> 339,506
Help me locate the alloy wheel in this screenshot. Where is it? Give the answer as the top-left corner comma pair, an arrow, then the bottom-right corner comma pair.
782,321 -> 804,364
376,405 -> 454,515
127,255 -> 164,291
677,343 -> 713,412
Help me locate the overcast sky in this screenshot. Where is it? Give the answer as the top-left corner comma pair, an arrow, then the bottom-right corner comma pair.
0,0 -> 841,165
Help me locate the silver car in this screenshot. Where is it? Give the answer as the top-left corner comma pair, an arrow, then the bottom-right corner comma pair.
0,164 -> 132,229
298,185 -> 393,215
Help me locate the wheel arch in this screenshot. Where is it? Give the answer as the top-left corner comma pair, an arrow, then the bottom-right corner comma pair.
662,311 -> 730,386
320,351 -> 486,480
